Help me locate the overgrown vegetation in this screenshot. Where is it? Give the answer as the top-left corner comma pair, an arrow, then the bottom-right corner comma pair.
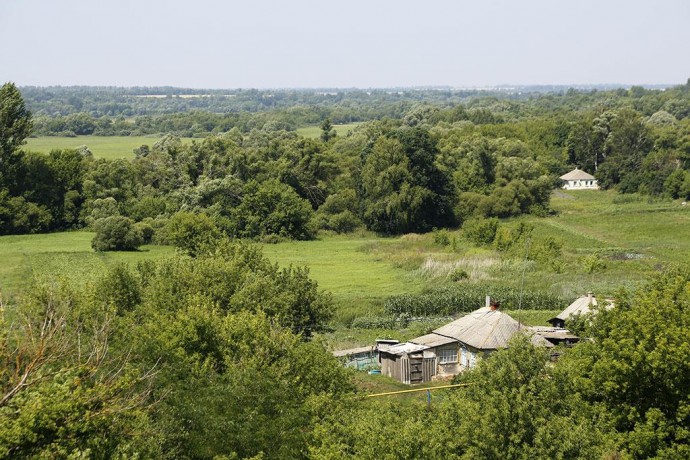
2,81 -> 690,458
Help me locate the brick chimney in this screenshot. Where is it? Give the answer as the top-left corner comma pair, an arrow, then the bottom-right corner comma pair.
489,299 -> 500,311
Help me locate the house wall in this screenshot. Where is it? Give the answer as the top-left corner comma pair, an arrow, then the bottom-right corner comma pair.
435,344 -> 461,377
563,179 -> 599,190
380,353 -> 400,381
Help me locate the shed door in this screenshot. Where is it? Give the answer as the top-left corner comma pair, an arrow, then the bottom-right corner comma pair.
409,353 -> 424,384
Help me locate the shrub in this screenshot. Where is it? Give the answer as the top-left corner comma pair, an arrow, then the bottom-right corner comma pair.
134,221 -> 155,244
462,217 -> 499,246
449,268 -> 469,282
432,228 -> 451,246
165,211 -> 221,256
91,216 -> 143,252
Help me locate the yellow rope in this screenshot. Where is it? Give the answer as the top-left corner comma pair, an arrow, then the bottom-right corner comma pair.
365,383 -> 470,398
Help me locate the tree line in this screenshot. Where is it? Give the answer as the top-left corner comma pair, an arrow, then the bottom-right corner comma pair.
3,82 -> 690,243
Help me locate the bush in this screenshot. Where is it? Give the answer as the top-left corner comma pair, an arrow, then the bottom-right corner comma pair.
449,268 -> 469,282
462,217 -> 499,246
165,211 -> 221,256
91,216 -> 143,252
134,221 -> 155,244
432,228 -> 451,246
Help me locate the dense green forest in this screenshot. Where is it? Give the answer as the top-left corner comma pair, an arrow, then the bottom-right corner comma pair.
3,81 -> 690,239
2,81 -> 690,458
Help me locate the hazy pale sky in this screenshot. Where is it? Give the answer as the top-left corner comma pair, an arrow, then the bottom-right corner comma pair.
1,0 -> 689,88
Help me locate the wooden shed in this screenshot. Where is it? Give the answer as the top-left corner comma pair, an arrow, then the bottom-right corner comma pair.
378,342 -> 436,384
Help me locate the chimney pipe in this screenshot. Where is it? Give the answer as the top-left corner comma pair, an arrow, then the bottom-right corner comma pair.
587,291 -> 594,304
485,295 -> 491,308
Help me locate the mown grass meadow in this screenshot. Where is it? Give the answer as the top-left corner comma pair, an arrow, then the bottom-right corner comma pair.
295,123 -> 361,139
25,136 -> 195,160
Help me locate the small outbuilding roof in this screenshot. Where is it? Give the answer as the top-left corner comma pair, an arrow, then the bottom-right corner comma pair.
332,346 -> 374,358
529,326 -> 580,341
432,307 -> 552,350
560,168 -> 596,181
380,342 -> 429,356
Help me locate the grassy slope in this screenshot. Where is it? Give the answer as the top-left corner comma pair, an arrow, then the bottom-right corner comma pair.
260,235 -> 426,323
520,190 -> 690,297
0,232 -> 175,299
25,136 -> 195,160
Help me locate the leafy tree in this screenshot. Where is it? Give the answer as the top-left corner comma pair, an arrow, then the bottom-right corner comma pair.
320,117 -> 335,142
360,128 -> 455,234
164,211 -> 221,256
91,215 -> 143,251
314,188 -> 363,233
559,268 -> 690,458
0,82 -> 32,193
440,336 -> 612,459
0,283 -> 158,458
227,179 -> 315,240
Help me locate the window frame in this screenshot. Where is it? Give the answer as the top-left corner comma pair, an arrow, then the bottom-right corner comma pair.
438,347 -> 458,364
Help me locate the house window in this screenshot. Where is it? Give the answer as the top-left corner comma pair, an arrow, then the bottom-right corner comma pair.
439,348 -> 458,364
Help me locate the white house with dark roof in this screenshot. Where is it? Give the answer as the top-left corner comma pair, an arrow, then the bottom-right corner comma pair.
560,168 -> 599,190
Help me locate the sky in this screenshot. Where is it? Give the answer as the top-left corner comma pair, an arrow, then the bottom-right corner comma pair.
1,0 -> 689,89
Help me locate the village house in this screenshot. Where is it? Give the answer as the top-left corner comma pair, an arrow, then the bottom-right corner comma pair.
559,168 -> 599,190
378,302 -> 554,384
548,291 -> 614,328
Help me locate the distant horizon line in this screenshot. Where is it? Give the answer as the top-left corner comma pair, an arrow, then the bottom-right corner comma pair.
13,82 -> 682,91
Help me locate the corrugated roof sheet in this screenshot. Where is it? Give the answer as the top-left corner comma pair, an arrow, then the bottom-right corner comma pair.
410,333 -> 457,348
560,168 -> 596,181
433,307 -> 541,350
380,342 -> 429,356
530,326 -> 580,341
332,346 -> 374,358
554,295 -> 597,321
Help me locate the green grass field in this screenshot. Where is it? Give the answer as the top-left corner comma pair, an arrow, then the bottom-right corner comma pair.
0,232 -> 175,299
25,136 -> 195,160
1,189 -> 688,346
295,123 -> 361,139
260,235 -> 426,322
